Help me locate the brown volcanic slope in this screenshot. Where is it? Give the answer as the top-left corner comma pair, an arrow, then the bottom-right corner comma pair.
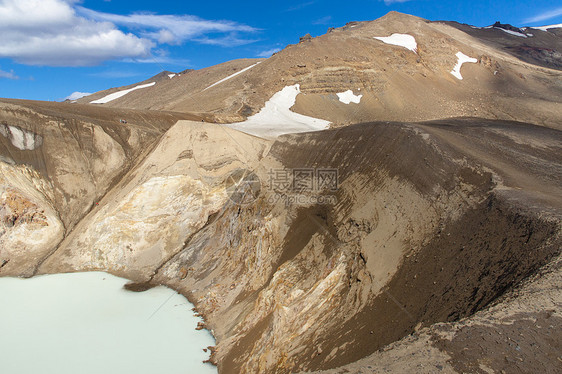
442,21 -> 562,70
77,12 -> 562,129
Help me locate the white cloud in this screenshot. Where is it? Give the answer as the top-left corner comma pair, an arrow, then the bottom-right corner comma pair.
193,35 -> 259,47
90,70 -> 145,78
119,56 -> 192,66
0,0 -> 152,66
312,16 -> 332,25
0,0 -> 258,66
63,91 -> 92,101
77,7 -> 258,46
0,67 -> 19,80
382,0 -> 411,5
286,1 -> 316,12
524,7 -> 562,23
257,48 -> 281,58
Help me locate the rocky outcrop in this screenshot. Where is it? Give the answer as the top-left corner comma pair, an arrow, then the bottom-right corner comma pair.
0,99 -> 200,276
37,121 -> 271,281
0,163 -> 63,276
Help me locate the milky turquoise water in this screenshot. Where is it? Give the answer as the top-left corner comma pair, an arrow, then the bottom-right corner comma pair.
0,272 -> 217,374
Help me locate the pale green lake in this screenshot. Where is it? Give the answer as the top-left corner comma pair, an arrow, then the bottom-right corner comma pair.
0,272 -> 217,374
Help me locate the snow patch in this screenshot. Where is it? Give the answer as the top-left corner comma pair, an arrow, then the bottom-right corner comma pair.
0,124 -> 42,150
204,62 -> 260,91
226,84 -> 330,139
374,33 -> 417,53
532,24 -> 562,31
494,27 -> 528,38
336,90 -> 362,104
450,52 -> 478,80
168,74 -> 176,79
90,82 -> 156,104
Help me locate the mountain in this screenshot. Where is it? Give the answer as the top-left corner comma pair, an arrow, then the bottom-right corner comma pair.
444,20 -> 562,70
77,12 -> 562,131
1,11 -> 561,374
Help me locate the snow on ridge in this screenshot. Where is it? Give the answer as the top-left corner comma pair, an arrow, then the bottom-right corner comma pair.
0,124 -> 42,151
494,27 -> 528,38
64,92 -> 92,101
204,62 -> 261,91
531,24 -> 562,31
90,82 -> 156,104
450,52 -> 478,80
226,84 -> 330,139
374,33 -> 417,53
336,90 -> 362,104
168,74 -> 176,79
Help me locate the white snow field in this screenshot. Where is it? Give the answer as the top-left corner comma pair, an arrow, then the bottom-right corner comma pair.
204,62 -> 260,91
90,82 -> 156,104
0,272 -> 217,374
337,90 -> 363,104
532,24 -> 562,31
168,73 -> 176,79
374,33 -> 418,53
494,27 -> 528,37
226,84 -> 331,139
0,124 -> 41,150
450,52 -> 478,80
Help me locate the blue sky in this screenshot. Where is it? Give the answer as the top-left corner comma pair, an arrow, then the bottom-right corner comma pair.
0,0 -> 560,102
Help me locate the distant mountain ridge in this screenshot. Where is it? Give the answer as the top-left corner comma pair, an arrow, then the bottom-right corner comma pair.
75,12 -> 562,132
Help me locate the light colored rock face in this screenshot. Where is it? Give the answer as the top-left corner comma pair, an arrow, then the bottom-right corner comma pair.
0,99 -> 198,276
0,163 -> 63,276
53,174 -> 226,276
38,121 -> 271,279
0,99 -> 198,231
